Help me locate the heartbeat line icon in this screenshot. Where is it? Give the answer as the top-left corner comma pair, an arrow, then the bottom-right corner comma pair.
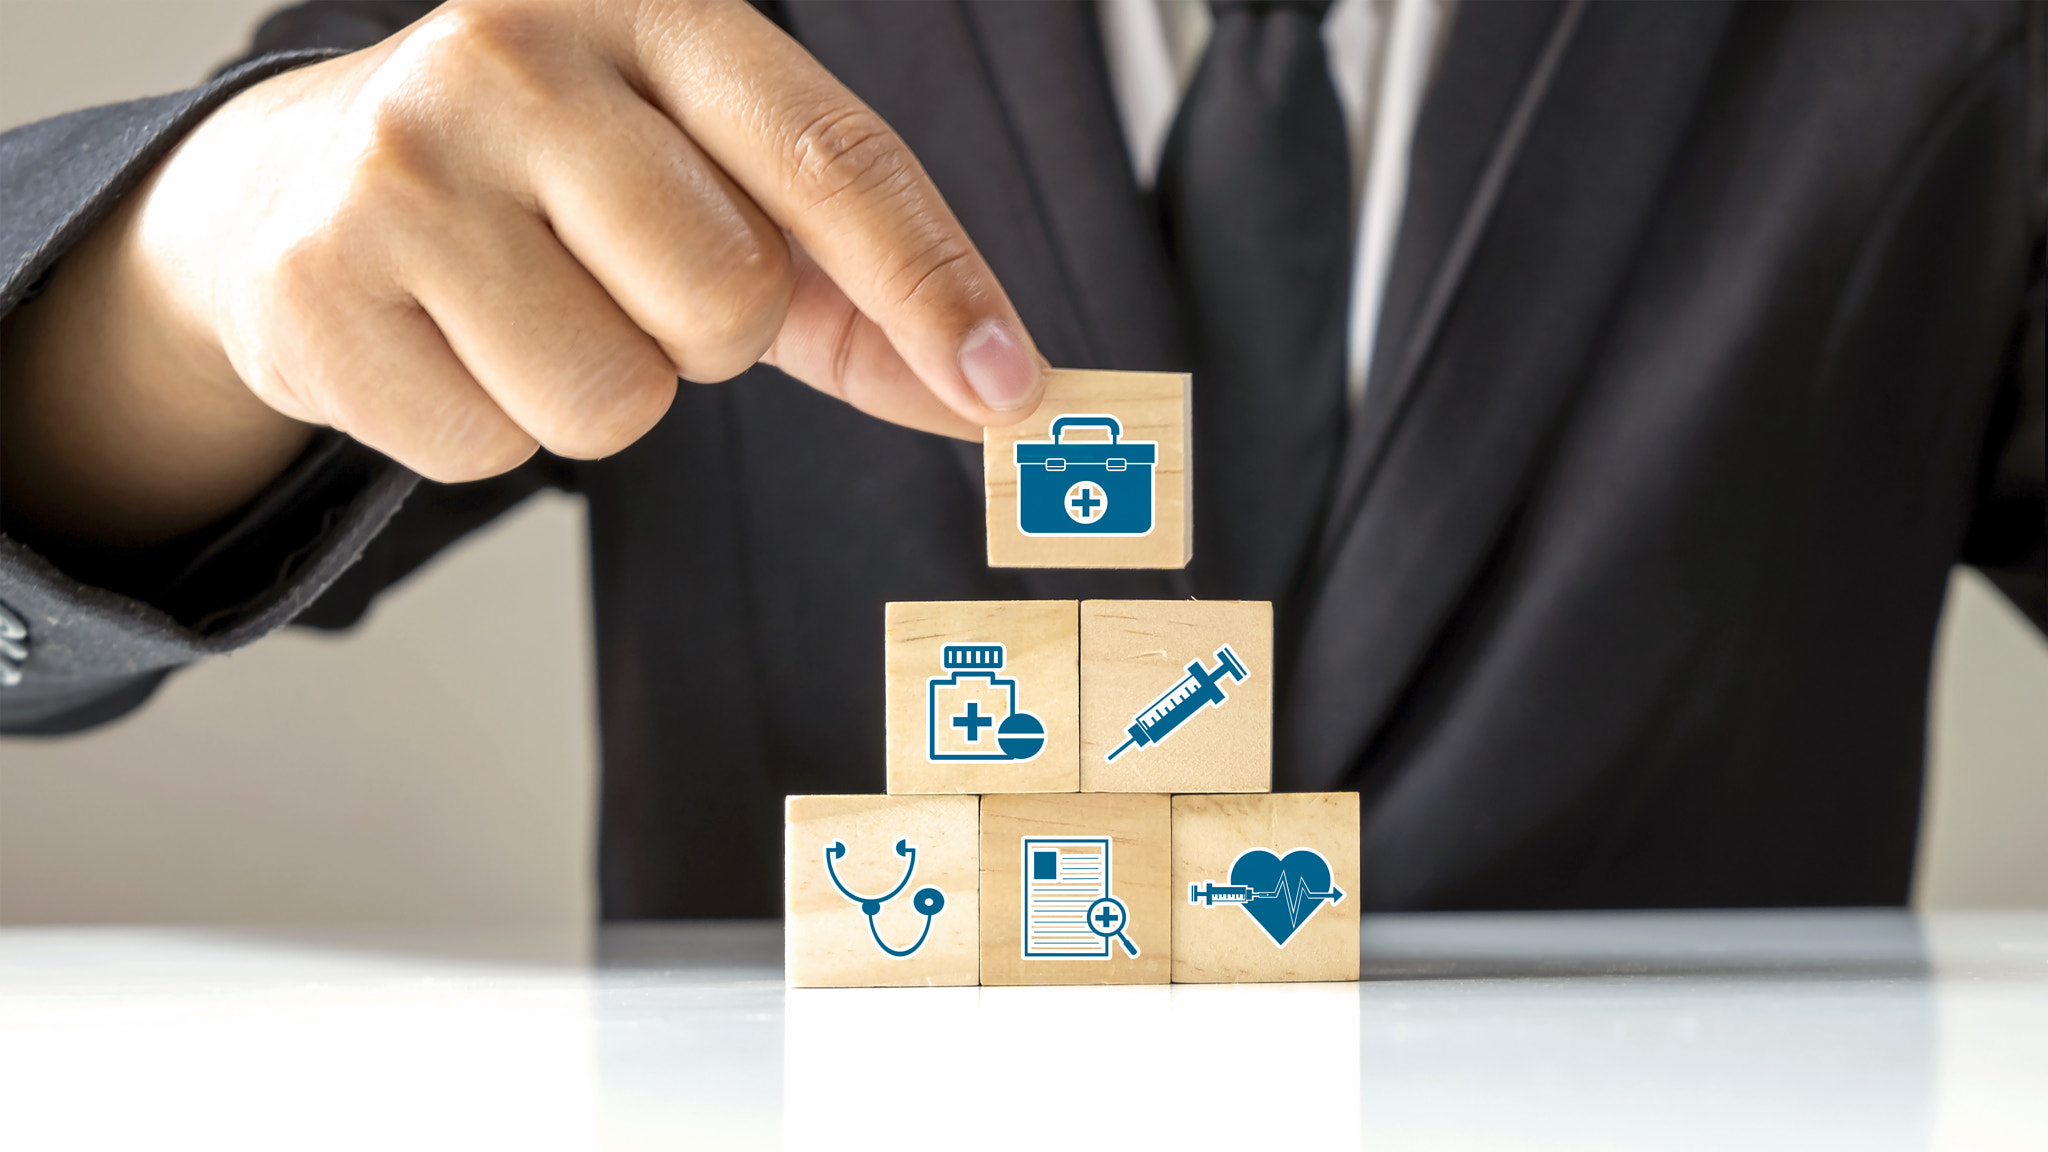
1262,870 -> 1335,930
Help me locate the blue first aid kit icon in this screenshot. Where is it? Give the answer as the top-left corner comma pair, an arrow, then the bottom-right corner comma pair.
1015,414 -> 1157,537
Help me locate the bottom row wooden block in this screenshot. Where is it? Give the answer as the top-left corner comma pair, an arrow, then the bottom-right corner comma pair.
786,792 -> 1359,987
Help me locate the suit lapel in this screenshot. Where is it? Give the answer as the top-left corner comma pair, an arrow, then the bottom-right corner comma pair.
1329,1 -> 1587,532
1284,0 -> 1738,790
783,0 -> 1191,599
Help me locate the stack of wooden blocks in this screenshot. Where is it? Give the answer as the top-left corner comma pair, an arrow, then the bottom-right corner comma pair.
786,370 -> 1361,988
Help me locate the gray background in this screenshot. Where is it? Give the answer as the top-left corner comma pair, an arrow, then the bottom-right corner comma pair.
1,0 -> 2041,923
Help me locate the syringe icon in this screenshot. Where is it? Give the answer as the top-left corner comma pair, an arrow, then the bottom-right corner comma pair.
1189,879 -> 1345,907
1103,645 -> 1248,762
1187,881 -> 1255,907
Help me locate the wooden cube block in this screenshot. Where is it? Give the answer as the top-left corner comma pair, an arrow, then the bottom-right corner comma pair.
984,368 -> 1191,569
980,793 -> 1171,986
1171,792 -> 1360,983
785,794 -> 980,987
1080,600 -> 1272,793
886,601 -> 1078,794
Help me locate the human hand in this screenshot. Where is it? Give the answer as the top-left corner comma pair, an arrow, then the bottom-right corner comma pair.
1,0 -> 1043,543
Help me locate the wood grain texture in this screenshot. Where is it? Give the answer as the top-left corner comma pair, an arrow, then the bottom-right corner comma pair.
980,793 -> 1171,985
984,369 -> 1192,568
885,601 -> 1079,794
786,794 -> 980,988
1170,793 -> 1360,984
1081,600 -> 1272,793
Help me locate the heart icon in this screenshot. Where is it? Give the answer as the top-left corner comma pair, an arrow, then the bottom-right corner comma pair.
1225,847 -> 1343,947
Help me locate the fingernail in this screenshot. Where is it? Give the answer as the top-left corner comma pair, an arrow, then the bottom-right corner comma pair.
958,319 -> 1038,412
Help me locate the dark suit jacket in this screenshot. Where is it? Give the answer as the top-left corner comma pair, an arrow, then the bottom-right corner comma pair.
3,1 -> 2042,917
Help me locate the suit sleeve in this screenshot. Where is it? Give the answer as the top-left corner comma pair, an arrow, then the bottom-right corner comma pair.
0,2 -> 549,735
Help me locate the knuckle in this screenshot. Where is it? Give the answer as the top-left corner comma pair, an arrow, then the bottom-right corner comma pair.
670,328 -> 771,385
417,450 -> 530,485
414,2 -> 569,106
690,239 -> 793,374
719,225 -> 796,326
598,377 -> 678,454
262,233 -> 358,333
417,414 -> 538,483
783,101 -> 916,214
672,347 -> 762,386
267,233 -> 335,300
648,224 -> 790,383
365,1 -> 578,152
880,232 -> 977,313
323,375 -> 539,483
348,86 -> 464,218
544,355 -> 677,459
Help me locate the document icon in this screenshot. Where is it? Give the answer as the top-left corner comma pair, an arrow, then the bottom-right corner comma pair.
1021,837 -> 1138,959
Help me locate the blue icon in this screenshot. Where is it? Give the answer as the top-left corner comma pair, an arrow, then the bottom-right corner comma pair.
1083,896 -> 1138,958
825,837 -> 946,958
1022,837 -> 1139,959
1015,414 -> 1157,537
1104,644 -> 1247,762
1190,847 -> 1344,948
928,643 -> 1045,762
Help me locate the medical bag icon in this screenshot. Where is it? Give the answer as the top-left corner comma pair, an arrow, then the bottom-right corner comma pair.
1014,414 -> 1157,537
927,643 -> 1046,763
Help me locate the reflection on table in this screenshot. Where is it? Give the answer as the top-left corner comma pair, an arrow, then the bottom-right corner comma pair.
1,911 -> 2043,1150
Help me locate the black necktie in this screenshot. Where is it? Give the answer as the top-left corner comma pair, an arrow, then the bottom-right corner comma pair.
1157,0 -> 1351,601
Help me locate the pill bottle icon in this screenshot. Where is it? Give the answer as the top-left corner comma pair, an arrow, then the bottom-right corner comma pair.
926,643 -> 1045,762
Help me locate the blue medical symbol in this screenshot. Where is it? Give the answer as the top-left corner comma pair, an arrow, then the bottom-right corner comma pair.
1015,414 -> 1157,537
1189,847 -> 1344,948
927,643 -> 1045,762
1086,895 -> 1139,958
1105,645 -> 1248,762
953,701 -> 995,742
825,837 -> 946,958
1066,481 -> 1106,523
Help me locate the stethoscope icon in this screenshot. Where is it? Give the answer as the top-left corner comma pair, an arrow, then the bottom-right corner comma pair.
824,838 -> 947,958
1084,895 -> 1139,958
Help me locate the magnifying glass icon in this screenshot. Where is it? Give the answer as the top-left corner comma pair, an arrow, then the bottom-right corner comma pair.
1084,896 -> 1139,959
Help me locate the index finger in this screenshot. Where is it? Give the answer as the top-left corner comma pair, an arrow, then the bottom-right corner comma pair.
618,0 -> 1044,424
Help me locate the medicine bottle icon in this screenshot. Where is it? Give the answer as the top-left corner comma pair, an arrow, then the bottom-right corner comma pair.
926,643 -> 1045,763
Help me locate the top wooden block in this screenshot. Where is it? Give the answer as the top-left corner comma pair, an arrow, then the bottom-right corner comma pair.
983,369 -> 1192,569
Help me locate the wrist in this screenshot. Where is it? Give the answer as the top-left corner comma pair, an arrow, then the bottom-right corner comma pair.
1,79 -> 319,548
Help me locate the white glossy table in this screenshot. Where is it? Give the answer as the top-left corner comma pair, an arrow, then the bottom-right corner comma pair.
3,911 -> 2044,1150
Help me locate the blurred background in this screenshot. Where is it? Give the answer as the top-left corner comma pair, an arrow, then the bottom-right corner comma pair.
2,0 -> 2043,925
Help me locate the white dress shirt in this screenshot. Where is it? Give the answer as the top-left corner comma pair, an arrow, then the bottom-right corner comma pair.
1095,0 -> 1455,407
